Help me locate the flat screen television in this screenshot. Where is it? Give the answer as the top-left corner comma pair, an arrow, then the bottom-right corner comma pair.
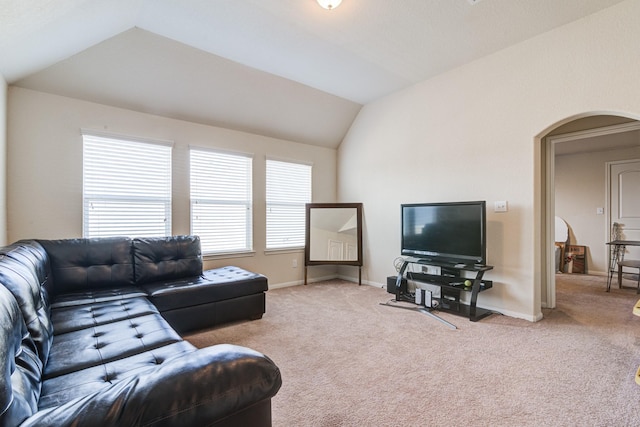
401,201 -> 486,266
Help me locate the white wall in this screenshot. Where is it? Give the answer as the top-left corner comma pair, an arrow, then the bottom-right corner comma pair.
338,0 -> 640,321
555,146 -> 640,275
0,74 -> 6,245
7,87 -> 337,286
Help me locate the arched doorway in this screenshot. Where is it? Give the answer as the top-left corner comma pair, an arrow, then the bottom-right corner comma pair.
536,113 -> 640,312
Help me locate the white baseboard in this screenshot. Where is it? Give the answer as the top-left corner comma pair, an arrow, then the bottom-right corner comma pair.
268,280 -> 302,289
477,303 -> 542,322
336,275 -> 389,289
269,274 -> 341,289
269,276 -> 540,322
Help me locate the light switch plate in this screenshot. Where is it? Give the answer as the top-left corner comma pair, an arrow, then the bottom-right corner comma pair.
494,201 -> 508,212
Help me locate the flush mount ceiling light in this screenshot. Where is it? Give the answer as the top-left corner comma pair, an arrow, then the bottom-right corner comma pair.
316,0 -> 342,10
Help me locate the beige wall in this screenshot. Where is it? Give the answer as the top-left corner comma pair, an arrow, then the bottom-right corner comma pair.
556,147 -> 640,276
0,75 -> 6,245
7,87 -> 337,286
338,0 -> 640,321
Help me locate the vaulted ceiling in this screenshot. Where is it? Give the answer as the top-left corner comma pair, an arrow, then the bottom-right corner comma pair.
0,0 -> 629,148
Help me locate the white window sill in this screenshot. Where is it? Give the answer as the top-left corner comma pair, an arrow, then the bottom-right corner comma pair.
264,247 -> 304,255
203,250 -> 256,261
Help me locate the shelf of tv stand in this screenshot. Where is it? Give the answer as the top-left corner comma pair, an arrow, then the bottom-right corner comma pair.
406,272 -> 492,291
391,260 -> 494,322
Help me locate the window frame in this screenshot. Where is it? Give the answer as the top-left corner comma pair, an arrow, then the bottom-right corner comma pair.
189,147 -> 254,255
82,131 -> 173,238
265,158 -> 312,251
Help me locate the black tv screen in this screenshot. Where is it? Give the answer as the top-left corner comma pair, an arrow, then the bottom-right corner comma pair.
401,201 -> 486,265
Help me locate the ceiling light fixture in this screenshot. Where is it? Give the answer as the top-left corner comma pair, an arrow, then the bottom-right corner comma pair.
316,0 -> 342,10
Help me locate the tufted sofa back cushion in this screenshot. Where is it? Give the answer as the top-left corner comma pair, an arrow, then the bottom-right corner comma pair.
0,248 -> 54,365
133,236 -> 203,284
38,237 -> 134,296
0,285 -> 43,427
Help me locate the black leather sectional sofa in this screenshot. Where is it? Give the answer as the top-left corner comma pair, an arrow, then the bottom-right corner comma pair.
0,235 -> 281,426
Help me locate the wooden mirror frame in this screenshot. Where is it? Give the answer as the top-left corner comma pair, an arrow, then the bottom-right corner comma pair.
304,202 -> 363,285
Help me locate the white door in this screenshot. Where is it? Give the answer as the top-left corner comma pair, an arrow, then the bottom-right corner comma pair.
346,243 -> 357,261
328,239 -> 343,260
610,160 -> 640,264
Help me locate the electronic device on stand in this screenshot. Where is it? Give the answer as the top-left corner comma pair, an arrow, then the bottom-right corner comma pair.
380,201 -> 494,329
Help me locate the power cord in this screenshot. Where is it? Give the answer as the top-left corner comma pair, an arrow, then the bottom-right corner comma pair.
393,257 -> 405,272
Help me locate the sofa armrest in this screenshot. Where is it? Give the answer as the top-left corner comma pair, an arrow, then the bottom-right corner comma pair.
22,344 -> 282,427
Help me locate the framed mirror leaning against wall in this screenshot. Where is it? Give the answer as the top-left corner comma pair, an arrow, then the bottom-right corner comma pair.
305,203 -> 363,285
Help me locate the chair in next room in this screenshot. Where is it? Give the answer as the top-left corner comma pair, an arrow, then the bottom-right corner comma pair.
618,258 -> 640,293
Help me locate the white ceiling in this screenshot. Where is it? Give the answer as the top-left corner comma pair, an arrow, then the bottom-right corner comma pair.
0,0 -> 630,147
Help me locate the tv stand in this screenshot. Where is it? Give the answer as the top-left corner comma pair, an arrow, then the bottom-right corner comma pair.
384,258 -> 494,325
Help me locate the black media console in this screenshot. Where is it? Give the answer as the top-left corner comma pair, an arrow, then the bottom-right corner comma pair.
385,258 -> 494,326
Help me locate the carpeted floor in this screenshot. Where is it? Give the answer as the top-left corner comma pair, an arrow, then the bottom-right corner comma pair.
185,274 -> 640,426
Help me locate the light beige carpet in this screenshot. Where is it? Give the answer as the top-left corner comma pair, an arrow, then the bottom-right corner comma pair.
185,274 -> 640,426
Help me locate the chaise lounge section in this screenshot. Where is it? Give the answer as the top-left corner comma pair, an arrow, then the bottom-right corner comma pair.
39,235 -> 269,333
0,235 -> 281,427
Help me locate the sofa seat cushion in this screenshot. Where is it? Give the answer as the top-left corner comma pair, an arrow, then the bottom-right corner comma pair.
51,296 -> 159,335
50,286 -> 146,309
38,341 -> 196,410
43,314 -> 182,379
142,266 -> 268,312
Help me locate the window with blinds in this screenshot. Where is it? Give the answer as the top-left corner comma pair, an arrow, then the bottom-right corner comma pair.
82,133 -> 172,238
190,149 -> 253,254
266,159 -> 312,249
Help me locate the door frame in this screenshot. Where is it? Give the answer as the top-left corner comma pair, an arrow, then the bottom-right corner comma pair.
542,120 -> 640,308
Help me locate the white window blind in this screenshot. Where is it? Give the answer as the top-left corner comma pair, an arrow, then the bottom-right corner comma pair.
83,133 -> 172,238
266,159 -> 312,249
190,149 -> 253,254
